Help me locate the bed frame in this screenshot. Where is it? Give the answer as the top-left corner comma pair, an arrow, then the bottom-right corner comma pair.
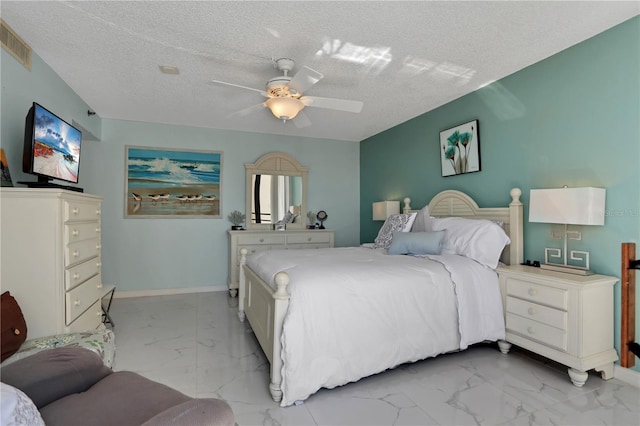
237,187 -> 524,402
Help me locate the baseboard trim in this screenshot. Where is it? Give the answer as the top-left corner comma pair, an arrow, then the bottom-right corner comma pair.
614,364 -> 640,388
111,285 -> 227,299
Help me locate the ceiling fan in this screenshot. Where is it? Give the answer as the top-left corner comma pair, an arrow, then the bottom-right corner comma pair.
210,58 -> 363,127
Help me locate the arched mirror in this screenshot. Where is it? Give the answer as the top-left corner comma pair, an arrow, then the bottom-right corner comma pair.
245,152 -> 308,230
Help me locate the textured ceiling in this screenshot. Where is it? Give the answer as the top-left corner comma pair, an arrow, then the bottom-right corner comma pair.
2,1 -> 638,142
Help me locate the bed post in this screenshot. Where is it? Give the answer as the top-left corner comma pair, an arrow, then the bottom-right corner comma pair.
508,188 -> 524,266
238,248 -> 247,322
269,271 -> 290,402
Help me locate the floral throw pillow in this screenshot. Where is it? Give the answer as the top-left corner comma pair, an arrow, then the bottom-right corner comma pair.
374,213 -> 416,249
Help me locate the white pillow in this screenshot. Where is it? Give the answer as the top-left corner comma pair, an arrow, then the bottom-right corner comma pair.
431,217 -> 510,269
374,213 -> 417,249
1,382 -> 45,426
410,205 -> 433,232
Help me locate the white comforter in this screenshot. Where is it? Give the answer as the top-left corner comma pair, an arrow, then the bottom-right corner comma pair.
246,247 -> 505,406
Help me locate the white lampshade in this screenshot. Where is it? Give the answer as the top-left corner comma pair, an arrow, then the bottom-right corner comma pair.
529,187 -> 606,226
373,201 -> 400,221
266,97 -> 304,120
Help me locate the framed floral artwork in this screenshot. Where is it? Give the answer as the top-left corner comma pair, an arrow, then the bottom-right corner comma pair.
439,120 -> 481,177
125,146 -> 222,218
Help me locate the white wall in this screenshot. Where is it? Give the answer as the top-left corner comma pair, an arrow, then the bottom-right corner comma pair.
1,49 -> 360,294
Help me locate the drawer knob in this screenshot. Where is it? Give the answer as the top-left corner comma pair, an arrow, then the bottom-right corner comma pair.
527,326 -> 536,335
74,299 -> 81,307
97,283 -> 103,289
307,237 -> 312,242
96,209 -> 101,216
96,262 -> 102,268
528,288 -> 537,296
73,250 -> 80,258
259,238 -> 264,242
72,229 -> 79,237
96,244 -> 102,249
96,310 -> 102,316
73,272 -> 80,280
528,307 -> 536,315
96,227 -> 101,233
72,207 -> 79,215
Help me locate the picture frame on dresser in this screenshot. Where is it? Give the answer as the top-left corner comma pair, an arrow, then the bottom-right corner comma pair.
125,146 -> 222,218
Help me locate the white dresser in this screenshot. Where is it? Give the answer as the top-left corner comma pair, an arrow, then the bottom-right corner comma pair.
0,188 -> 105,339
227,229 -> 334,296
496,264 -> 618,386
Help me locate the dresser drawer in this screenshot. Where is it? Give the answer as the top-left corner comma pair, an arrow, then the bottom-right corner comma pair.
506,296 -> 567,330
237,234 -> 286,245
238,245 -> 273,260
66,274 -> 102,324
65,221 -> 101,244
65,200 -> 101,222
507,312 -> 568,352
286,233 -> 332,245
65,259 -> 101,290
68,300 -> 103,332
65,238 -> 100,267
506,278 -> 567,310
287,243 -> 332,250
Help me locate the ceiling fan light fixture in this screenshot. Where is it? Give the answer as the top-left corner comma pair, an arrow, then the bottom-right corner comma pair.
266,97 -> 304,120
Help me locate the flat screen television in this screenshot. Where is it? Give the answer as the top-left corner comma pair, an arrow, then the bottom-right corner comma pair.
21,102 -> 83,191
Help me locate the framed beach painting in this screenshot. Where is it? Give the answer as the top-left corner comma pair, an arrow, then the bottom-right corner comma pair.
439,120 -> 481,177
125,146 -> 222,218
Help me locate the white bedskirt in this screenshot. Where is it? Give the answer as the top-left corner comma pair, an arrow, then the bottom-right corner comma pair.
247,247 -> 504,406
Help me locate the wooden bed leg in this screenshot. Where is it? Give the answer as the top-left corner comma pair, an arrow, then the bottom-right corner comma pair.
268,271 -> 290,403
498,340 -> 511,354
238,248 -> 248,322
269,382 -> 283,402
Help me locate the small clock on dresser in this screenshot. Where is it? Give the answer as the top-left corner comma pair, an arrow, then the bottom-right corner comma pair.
316,210 -> 328,229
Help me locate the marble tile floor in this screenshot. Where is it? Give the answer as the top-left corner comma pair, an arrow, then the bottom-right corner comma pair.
109,291 -> 639,426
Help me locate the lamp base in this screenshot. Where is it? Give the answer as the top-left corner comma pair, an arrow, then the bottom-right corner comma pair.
540,263 -> 594,276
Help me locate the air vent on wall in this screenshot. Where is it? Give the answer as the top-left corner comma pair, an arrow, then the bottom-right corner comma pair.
1,20 -> 32,71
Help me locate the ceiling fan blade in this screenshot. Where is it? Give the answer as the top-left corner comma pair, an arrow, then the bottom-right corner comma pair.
288,66 -> 323,95
209,80 -> 267,97
300,96 -> 363,113
229,102 -> 266,117
293,111 -> 311,128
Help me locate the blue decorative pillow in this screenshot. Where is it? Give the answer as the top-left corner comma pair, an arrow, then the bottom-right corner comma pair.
387,230 -> 445,255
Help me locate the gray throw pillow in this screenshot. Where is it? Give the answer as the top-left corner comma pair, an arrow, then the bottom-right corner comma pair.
0,347 -> 112,409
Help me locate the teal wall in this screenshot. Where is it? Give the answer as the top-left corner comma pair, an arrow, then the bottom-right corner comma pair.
1,49 -> 360,294
361,17 -> 640,369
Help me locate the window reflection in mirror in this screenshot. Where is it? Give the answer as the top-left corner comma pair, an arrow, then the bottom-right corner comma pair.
251,174 -> 303,224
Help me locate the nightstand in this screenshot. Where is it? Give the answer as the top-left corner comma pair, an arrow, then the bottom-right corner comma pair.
496,264 -> 618,387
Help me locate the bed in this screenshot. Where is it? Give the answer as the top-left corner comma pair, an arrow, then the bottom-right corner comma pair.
237,188 -> 524,406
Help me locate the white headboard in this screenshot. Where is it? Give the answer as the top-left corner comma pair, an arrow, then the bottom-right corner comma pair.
404,188 -> 523,266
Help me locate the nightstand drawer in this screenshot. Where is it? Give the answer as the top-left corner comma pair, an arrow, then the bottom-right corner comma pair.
507,312 -> 568,352
237,234 -> 286,245
507,279 -> 567,310
506,296 -> 567,330
287,233 -> 332,244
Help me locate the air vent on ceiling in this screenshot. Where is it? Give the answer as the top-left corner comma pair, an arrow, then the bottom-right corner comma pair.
1,20 -> 32,71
